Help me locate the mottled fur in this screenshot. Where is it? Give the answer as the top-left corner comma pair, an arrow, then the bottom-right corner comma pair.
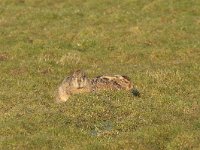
56,70 -> 91,102
91,75 -> 133,91
56,70 -> 138,103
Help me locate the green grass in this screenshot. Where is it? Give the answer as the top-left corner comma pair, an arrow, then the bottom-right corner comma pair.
1,0 -> 200,149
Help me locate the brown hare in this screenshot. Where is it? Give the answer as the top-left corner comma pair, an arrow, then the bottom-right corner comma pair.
56,70 -> 140,103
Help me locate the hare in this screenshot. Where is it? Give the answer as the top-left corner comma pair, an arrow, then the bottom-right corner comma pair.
56,70 -> 91,103
56,70 -> 140,103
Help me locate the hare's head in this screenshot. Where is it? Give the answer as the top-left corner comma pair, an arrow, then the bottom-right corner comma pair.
113,75 -> 133,90
70,70 -> 90,88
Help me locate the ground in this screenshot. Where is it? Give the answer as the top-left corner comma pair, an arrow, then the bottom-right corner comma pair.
0,0 -> 200,149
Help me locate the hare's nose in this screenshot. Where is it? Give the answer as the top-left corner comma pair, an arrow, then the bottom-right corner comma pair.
78,82 -> 82,87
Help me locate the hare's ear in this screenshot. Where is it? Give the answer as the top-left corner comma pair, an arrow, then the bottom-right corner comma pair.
70,70 -> 78,77
68,70 -> 75,76
82,71 -> 87,77
79,69 -> 87,76
122,75 -> 131,81
73,69 -> 83,74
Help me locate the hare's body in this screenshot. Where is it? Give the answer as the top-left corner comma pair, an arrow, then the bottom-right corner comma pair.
56,70 -> 139,103
91,75 -> 133,91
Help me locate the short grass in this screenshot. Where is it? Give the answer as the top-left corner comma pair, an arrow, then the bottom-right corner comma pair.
1,0 -> 200,149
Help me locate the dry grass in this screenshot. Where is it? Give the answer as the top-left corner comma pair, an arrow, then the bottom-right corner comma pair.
0,0 -> 200,149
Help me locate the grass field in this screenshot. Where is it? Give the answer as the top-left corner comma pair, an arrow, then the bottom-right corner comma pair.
1,0 -> 200,149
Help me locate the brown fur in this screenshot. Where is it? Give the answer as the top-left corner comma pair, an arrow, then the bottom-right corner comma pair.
56,70 -> 135,103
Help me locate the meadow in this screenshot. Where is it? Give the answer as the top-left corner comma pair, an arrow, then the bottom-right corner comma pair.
0,0 -> 200,149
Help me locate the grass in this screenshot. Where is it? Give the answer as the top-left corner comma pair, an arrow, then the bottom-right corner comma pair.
0,0 -> 200,149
